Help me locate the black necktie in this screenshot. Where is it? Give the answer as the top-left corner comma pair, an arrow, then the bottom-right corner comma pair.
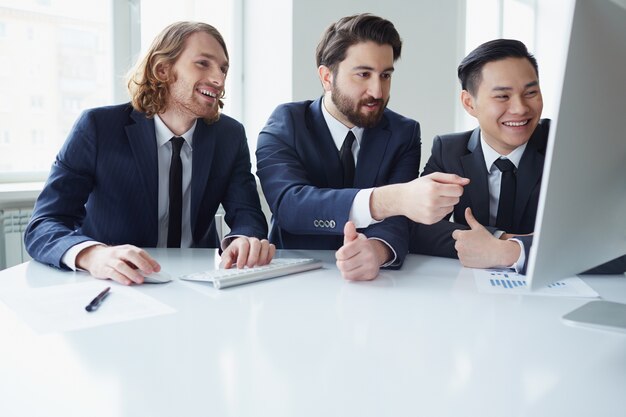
340,131 -> 356,188
494,158 -> 516,232
167,136 -> 184,248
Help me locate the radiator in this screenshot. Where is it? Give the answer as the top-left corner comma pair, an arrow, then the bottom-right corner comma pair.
0,208 -> 32,270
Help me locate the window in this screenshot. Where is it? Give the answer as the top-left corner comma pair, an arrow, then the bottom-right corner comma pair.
139,0 -> 240,119
0,0 -> 113,181
0,0 -> 240,182
30,95 -> 44,110
464,0 -> 537,65
0,131 -> 9,145
461,0 -> 574,131
461,0 -> 538,131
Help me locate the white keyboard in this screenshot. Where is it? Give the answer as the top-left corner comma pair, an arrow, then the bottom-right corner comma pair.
178,258 -> 323,289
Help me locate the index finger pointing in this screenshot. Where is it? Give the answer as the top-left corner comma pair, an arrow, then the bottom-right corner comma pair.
427,172 -> 470,186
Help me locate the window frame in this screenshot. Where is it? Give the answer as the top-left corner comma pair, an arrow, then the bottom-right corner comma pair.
0,0 -> 242,184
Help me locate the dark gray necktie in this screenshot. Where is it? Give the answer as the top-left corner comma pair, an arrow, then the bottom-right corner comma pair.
167,136 -> 185,248
340,131 -> 356,188
494,158 -> 516,232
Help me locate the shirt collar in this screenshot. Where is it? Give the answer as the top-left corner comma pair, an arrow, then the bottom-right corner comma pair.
321,96 -> 364,150
480,132 -> 527,171
154,114 -> 197,148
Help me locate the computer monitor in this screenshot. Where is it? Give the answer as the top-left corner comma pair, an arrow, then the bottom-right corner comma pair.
526,0 -> 626,290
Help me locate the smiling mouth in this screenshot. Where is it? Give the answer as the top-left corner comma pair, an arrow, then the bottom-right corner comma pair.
503,120 -> 529,127
198,89 -> 218,99
361,99 -> 383,109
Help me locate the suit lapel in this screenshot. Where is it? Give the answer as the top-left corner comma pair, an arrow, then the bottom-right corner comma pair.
125,110 -> 159,215
190,119 -> 216,231
355,116 -> 391,188
460,129 -> 491,225
308,99 -> 344,188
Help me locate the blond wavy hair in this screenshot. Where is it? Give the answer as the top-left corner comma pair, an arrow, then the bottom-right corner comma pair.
127,21 -> 228,119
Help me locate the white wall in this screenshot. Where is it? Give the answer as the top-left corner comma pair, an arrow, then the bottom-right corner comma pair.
243,0 -> 466,171
242,0 -> 293,168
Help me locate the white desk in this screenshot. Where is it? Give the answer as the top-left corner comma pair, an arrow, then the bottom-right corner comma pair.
0,249 -> 624,417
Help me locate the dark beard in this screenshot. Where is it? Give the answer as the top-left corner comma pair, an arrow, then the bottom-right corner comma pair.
331,87 -> 388,128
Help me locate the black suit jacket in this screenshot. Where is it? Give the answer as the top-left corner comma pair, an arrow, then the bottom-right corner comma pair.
411,120 -> 549,259
410,120 -> 626,274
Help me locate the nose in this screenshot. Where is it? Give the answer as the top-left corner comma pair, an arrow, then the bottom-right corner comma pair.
208,67 -> 226,88
509,95 -> 530,114
367,77 -> 383,99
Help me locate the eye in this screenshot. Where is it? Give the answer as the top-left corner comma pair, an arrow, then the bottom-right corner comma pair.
196,60 -> 209,68
381,72 -> 392,80
525,90 -> 538,97
494,95 -> 509,100
356,72 -> 370,78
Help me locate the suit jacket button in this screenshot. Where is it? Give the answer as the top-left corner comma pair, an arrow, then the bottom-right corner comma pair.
330,220 -> 336,228
314,220 -> 319,227
324,220 -> 330,227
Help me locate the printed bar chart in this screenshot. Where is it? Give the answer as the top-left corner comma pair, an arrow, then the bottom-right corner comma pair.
474,269 -> 599,297
488,271 -> 528,290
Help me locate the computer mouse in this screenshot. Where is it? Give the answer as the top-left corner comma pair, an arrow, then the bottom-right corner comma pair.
142,271 -> 173,284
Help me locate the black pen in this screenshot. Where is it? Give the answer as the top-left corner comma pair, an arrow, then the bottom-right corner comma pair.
85,287 -> 111,312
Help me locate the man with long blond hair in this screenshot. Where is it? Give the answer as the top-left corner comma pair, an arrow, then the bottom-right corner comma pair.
25,22 -> 274,285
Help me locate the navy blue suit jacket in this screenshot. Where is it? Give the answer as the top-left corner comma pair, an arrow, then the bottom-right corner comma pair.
256,98 -> 421,266
25,103 -> 267,269
410,119 -> 625,274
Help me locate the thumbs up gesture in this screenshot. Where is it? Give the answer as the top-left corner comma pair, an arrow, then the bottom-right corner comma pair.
343,221 -> 366,245
335,221 -> 390,281
452,207 -> 520,269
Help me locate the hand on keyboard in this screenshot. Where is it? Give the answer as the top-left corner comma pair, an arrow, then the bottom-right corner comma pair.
179,258 -> 323,289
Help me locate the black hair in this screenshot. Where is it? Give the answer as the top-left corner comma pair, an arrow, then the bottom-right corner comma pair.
458,39 -> 538,95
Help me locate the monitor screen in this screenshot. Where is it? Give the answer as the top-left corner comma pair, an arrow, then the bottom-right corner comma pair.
526,0 -> 626,289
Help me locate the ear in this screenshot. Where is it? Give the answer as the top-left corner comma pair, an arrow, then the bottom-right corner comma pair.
461,90 -> 477,117
156,62 -> 170,81
318,65 -> 333,92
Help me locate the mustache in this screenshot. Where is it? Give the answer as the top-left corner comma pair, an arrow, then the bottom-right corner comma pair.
359,97 -> 384,106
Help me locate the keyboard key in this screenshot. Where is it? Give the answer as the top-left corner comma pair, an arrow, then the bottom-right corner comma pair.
178,258 -> 323,289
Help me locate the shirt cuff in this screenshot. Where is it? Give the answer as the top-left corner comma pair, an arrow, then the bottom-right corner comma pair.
349,188 -> 381,228
507,238 -> 526,273
493,229 -> 505,239
368,237 -> 397,267
221,235 -> 245,251
61,241 -> 103,271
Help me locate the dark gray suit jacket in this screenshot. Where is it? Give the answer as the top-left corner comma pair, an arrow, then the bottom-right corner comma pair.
410,120 -> 625,275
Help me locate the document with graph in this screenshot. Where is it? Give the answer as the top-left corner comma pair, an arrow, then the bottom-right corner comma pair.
473,269 -> 599,297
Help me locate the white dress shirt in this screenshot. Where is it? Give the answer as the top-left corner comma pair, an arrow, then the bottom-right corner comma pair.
321,98 -> 377,227
480,134 -> 527,271
62,115 -> 196,270
321,98 -> 396,265
154,115 -> 195,248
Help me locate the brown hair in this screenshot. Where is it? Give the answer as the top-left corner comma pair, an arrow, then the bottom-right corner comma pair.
127,21 -> 228,117
315,13 -> 402,75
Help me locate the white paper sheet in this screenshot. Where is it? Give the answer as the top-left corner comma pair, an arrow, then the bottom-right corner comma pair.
0,281 -> 176,333
473,269 -> 599,297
